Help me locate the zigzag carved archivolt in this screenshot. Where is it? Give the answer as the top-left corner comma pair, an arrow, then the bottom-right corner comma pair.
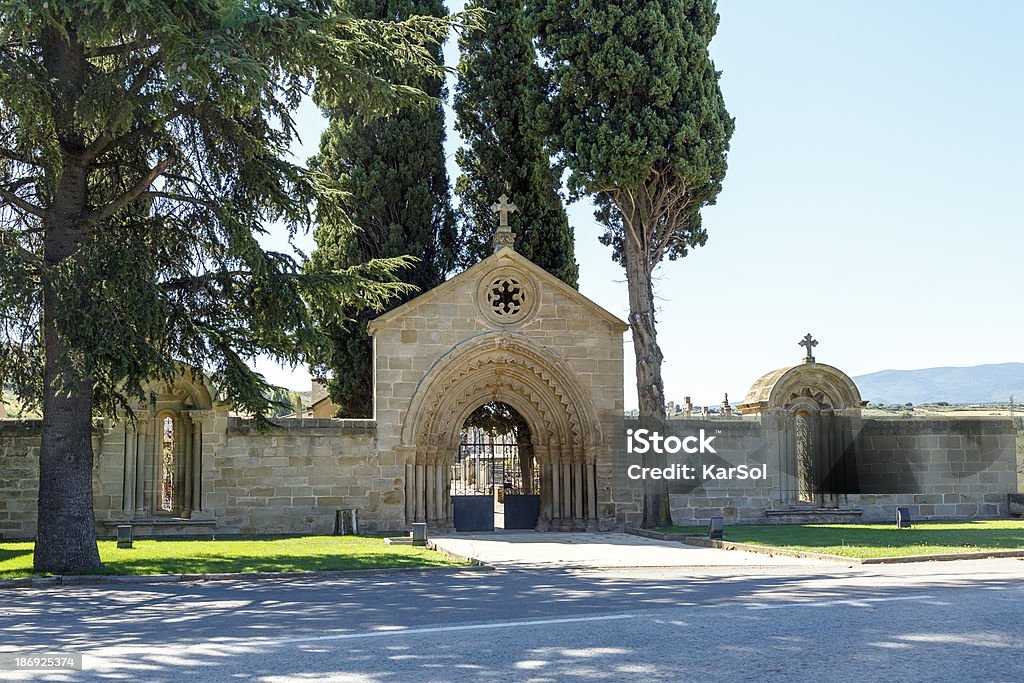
421,356 -> 576,445
405,335 -> 597,452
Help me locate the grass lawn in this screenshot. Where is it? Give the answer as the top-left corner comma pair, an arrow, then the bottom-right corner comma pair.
657,520 -> 1024,559
0,535 -> 468,580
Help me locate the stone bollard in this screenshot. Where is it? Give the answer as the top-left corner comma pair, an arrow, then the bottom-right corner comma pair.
707,516 -> 724,540
116,525 -> 134,549
411,523 -> 428,546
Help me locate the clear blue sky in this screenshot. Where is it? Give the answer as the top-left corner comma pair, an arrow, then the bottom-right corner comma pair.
255,0 -> 1024,410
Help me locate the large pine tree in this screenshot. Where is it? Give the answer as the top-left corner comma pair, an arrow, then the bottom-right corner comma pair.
0,1 -> 460,572
309,0 -> 458,417
454,0 -> 577,287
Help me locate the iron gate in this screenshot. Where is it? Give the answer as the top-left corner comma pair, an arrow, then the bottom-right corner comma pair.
451,432 -> 540,531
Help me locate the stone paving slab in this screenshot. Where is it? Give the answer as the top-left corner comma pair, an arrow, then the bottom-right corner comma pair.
429,531 -> 827,569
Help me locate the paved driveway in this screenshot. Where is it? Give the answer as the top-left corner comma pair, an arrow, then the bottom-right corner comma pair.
431,531 -> 826,569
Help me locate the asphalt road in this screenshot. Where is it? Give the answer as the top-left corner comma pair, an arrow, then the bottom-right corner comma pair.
1,559 -> 1022,682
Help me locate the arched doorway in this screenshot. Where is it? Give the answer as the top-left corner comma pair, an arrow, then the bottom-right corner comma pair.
451,402 -> 541,531
401,332 -> 602,532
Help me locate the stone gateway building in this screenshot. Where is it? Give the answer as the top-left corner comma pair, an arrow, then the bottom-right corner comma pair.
0,233 -> 1020,539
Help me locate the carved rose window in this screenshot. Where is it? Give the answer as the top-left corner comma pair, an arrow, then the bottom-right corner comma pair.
477,267 -> 535,326
486,277 -> 526,318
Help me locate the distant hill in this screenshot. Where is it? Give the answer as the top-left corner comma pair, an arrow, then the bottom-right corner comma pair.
853,363 -> 1024,405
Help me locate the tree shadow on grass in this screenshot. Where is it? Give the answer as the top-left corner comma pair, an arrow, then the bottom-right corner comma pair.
73,550 -> 458,576
0,545 -> 33,564
0,544 -> 34,579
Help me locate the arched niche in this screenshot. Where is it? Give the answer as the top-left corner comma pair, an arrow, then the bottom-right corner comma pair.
121,366 -> 217,519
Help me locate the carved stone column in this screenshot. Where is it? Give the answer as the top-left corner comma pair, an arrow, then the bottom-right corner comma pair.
190,410 -> 210,513
561,457 -> 573,524
585,456 -> 598,528
181,414 -> 193,519
135,411 -> 149,516
434,455 -> 446,524
428,446 -> 441,524
441,458 -> 452,528
535,442 -> 551,530
572,445 -> 584,524
415,459 -> 426,523
151,413 -> 163,512
550,440 -> 561,527
405,462 -> 416,524
425,464 -> 436,524
123,423 -> 137,513
795,410 -> 815,503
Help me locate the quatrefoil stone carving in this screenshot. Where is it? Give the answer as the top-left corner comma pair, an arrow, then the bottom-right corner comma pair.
487,277 -> 526,317
477,268 -> 535,326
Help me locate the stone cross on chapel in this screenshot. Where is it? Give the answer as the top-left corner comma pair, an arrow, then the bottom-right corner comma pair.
799,333 -> 818,364
491,193 -> 517,252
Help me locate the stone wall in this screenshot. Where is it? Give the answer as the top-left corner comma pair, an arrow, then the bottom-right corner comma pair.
850,418 -> 1018,519
1016,429 -> 1024,493
642,416 -> 1020,526
214,418 -> 387,534
1,411 -> 1019,538
662,419 -> 780,526
0,419 -> 124,540
0,421 -> 42,539
617,418 -> 776,528
0,416 -> 390,539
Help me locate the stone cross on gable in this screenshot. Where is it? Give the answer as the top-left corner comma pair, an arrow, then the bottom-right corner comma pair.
799,333 -> 818,364
491,193 -> 518,252
491,194 -> 517,227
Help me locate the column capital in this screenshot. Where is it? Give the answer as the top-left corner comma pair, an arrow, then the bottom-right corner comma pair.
186,409 -> 214,421
133,412 -> 154,435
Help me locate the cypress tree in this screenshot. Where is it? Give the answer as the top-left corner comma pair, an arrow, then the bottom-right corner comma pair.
309,0 -> 459,417
454,0 -> 578,287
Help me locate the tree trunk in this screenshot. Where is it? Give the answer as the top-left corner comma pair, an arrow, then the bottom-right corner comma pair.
33,27 -> 101,572
34,168 -> 101,571
34,156 -> 100,573
32,25 -> 102,574
34,336 -> 101,574
620,210 -> 672,529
